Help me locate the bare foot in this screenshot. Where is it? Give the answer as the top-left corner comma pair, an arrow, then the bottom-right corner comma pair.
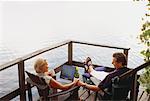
88,65 -> 94,73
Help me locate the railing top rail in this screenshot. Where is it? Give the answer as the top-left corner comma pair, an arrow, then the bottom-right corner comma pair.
0,40 -> 71,71
0,40 -> 130,71
72,40 -> 130,50
119,61 -> 150,79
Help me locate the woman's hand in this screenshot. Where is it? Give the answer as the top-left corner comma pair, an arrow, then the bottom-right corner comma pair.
73,78 -> 79,84
45,70 -> 55,76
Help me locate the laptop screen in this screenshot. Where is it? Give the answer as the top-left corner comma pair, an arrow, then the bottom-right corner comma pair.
60,65 -> 76,80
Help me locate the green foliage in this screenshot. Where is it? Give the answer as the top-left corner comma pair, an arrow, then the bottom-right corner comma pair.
141,49 -> 150,61
139,66 -> 150,93
138,0 -> 150,94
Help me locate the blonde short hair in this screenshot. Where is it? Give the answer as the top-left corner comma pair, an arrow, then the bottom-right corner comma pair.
34,58 -> 47,73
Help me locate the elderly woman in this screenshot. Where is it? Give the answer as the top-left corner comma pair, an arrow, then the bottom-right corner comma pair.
34,58 -> 79,91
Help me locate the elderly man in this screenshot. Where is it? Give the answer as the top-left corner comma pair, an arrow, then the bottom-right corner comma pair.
78,52 -> 130,100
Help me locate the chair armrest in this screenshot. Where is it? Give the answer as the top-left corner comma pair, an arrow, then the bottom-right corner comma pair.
48,86 -> 80,98
112,84 -> 130,89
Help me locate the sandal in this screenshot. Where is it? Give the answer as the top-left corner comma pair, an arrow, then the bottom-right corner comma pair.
84,57 -> 92,72
84,57 -> 91,65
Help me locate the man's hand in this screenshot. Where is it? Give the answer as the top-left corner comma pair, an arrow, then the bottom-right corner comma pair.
76,80 -> 86,87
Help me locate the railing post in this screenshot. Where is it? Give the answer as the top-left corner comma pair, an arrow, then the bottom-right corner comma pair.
123,49 -> 129,66
18,61 -> 26,101
68,41 -> 73,65
130,73 -> 137,101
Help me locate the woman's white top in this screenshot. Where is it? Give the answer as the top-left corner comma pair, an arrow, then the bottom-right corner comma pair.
37,72 -> 52,85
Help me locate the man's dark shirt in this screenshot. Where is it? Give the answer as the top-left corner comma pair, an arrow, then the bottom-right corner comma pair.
98,67 -> 130,92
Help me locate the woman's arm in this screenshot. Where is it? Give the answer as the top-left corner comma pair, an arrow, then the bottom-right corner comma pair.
49,78 -> 78,90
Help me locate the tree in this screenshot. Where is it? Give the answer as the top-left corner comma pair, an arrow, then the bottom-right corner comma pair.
138,0 -> 150,94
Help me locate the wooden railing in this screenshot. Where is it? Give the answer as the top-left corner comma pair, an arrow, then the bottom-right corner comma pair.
0,40 -> 131,100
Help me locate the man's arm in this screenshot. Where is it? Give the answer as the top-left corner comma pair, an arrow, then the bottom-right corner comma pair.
85,83 -> 100,92
77,80 -> 100,92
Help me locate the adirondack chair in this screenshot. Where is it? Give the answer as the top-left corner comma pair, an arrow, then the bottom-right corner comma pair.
26,70 -> 80,101
82,65 -> 140,101
94,73 -> 140,101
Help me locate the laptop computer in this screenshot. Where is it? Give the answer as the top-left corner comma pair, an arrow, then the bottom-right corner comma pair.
57,65 -> 76,84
